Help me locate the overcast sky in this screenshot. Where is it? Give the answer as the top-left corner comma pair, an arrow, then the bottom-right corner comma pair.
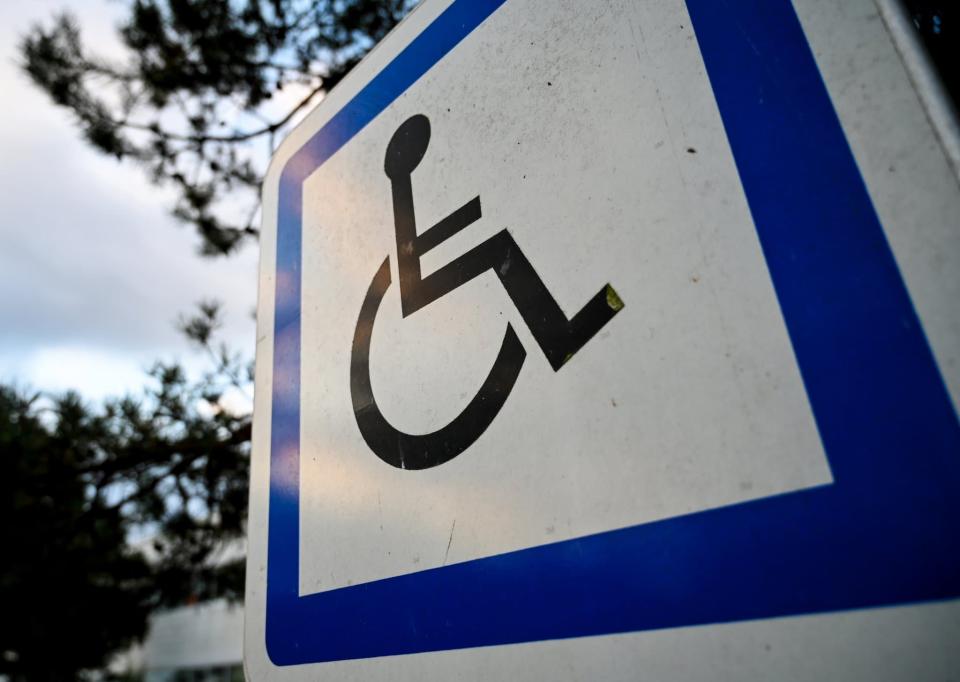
0,1 -> 261,402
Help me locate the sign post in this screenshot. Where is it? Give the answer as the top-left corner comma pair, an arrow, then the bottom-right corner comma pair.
246,0 -> 960,679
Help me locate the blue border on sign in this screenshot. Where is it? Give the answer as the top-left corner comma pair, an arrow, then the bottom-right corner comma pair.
265,0 -> 960,665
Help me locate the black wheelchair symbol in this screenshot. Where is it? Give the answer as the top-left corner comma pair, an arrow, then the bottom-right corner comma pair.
351,114 -> 623,470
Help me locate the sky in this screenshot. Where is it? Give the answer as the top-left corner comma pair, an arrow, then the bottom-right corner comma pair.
0,1 -> 263,402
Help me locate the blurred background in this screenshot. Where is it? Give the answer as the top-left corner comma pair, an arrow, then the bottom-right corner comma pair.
0,1 -> 411,679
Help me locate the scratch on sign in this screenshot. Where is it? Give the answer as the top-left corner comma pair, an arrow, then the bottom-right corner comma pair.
443,519 -> 457,566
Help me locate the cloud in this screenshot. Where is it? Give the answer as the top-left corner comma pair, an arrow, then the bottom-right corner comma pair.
0,1 -> 258,399
0,346 -> 158,402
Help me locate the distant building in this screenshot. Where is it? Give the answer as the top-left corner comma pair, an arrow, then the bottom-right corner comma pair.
139,599 -> 244,682
111,539 -> 246,681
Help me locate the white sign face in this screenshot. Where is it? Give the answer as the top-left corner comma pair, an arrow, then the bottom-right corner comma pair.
246,0 -> 960,680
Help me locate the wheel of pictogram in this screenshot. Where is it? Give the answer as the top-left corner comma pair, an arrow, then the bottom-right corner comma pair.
350,256 -> 527,470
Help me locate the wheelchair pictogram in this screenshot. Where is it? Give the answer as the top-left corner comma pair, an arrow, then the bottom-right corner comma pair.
351,114 -> 624,470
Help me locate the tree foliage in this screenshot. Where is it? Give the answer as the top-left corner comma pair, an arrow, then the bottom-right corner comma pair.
21,0 -> 412,256
1,387 -> 151,681
903,0 -> 958,109
0,304 -> 251,681
11,2 -> 418,676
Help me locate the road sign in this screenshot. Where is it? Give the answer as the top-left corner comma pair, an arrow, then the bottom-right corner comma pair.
246,0 -> 960,679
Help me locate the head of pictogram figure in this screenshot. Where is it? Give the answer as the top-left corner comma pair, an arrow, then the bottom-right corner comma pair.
384,114 -> 431,179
